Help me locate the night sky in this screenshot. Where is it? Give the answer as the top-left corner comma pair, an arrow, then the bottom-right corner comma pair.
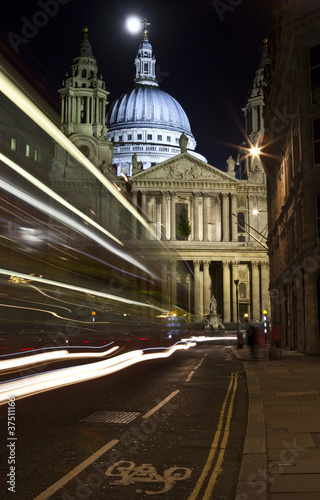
0,0 -> 279,169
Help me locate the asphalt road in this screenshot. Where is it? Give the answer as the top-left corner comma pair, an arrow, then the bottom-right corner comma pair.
0,343 -> 247,500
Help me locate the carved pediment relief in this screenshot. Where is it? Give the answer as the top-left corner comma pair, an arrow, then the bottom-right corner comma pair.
131,154 -> 238,183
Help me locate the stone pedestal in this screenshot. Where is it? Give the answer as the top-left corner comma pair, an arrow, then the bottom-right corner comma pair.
205,313 -> 225,331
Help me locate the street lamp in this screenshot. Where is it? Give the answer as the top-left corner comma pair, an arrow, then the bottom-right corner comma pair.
234,279 -> 243,348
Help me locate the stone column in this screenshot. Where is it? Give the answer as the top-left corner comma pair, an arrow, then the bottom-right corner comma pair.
170,260 -> 177,308
131,190 -> 138,239
251,261 -> 260,320
232,261 -> 239,322
261,261 -> 270,313
203,261 -> 210,316
61,98 -> 65,124
170,192 -> 176,241
186,275 -> 191,319
231,193 -> 238,241
161,191 -> 167,239
222,193 -> 230,242
141,191 -> 147,240
222,261 -> 231,322
194,261 -> 201,318
193,193 -> 200,241
203,194 -> 209,241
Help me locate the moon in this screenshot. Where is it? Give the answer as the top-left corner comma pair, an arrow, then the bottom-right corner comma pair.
125,16 -> 141,34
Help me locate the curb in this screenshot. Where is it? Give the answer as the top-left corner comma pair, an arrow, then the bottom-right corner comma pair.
232,348 -> 268,499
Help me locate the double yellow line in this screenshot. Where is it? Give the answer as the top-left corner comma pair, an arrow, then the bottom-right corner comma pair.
189,371 -> 239,500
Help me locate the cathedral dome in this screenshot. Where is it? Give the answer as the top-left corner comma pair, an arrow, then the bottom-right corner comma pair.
106,21 -> 206,175
106,85 -> 193,136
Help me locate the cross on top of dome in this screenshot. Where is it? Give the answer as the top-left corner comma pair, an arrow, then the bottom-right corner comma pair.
141,18 -> 150,39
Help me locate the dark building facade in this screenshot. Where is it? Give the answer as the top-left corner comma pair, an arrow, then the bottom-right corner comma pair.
263,1 -> 320,353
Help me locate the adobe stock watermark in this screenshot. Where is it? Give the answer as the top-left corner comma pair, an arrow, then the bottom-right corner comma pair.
213,0 -> 243,22
236,437 -> 306,499
7,0 -> 71,54
265,105 -> 297,141
270,245 -> 320,306
60,398 -> 178,499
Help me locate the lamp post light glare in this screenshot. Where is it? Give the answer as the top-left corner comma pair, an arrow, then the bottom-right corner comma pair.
250,146 -> 260,157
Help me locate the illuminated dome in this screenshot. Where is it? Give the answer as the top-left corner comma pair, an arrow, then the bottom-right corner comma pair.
106,21 -> 206,175
107,86 -> 193,137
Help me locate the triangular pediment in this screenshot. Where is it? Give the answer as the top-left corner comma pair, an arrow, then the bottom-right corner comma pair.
131,153 -> 238,183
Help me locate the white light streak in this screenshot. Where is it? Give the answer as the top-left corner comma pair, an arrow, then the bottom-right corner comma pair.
0,153 -> 122,246
0,346 -> 119,371
0,342 -> 195,403
0,71 -> 156,238
0,178 -> 157,279
0,268 -> 169,312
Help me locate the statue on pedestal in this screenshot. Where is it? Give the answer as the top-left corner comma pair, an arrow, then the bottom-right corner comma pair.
205,294 -> 225,331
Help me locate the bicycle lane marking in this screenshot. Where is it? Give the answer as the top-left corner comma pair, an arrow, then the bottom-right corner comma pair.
33,390 -> 181,498
188,371 -> 239,500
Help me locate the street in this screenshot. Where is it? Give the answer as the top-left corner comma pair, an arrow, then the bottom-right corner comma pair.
0,343 -> 247,500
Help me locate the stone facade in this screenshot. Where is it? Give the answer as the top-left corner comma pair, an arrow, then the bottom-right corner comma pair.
263,3 -> 320,353
130,152 -> 269,325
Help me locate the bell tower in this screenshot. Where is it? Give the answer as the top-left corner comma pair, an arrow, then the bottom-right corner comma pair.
58,26 -> 109,138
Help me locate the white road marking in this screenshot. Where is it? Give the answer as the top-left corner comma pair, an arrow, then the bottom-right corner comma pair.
185,355 -> 206,382
185,370 -> 195,382
33,439 -> 119,499
142,390 -> 180,419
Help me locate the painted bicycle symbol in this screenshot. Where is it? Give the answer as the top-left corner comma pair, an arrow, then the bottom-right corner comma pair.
105,460 -> 192,495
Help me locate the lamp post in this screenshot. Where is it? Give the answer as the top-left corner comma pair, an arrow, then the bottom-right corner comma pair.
234,279 -> 243,348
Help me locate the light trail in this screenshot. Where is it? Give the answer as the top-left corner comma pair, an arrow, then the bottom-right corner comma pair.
0,346 -> 120,371
0,153 -> 122,246
0,303 -> 110,324
0,342 -> 195,403
0,177 -> 158,279
0,268 -> 169,313
0,70 -> 156,238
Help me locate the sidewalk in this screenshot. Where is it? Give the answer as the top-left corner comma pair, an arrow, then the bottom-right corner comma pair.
232,345 -> 320,500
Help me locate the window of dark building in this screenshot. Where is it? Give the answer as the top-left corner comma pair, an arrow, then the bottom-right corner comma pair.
310,44 -> 320,105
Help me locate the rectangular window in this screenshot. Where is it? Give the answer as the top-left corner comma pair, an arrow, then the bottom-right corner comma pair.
144,62 -> 148,73
11,138 -> 16,151
175,138 -> 179,144
157,134 -> 162,141
167,136 -> 171,142
127,134 -> 132,141
34,148 -> 38,161
310,44 -> 320,105
26,144 -> 31,157
147,134 -> 152,140
137,134 -> 142,140
118,135 -> 123,142
313,118 -> 320,164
